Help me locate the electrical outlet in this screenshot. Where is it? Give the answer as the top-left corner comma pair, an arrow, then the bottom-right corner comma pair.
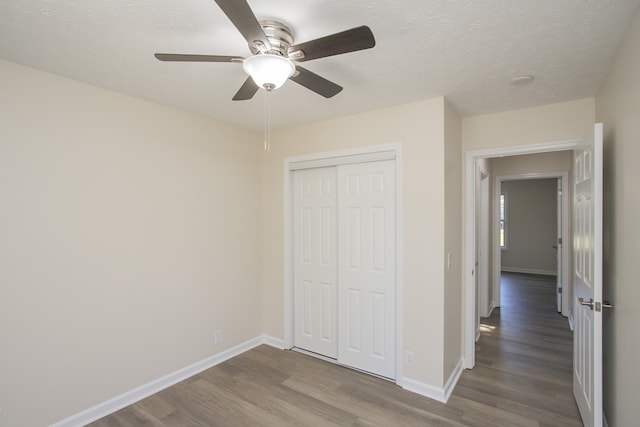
405,351 -> 415,367
214,329 -> 223,344
447,253 -> 452,269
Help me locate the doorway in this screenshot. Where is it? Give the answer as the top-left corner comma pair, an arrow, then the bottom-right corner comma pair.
492,173 -> 570,318
464,140 -> 580,368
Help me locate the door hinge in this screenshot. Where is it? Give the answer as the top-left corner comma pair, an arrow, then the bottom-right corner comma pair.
558,287 -> 563,294
558,237 -> 563,245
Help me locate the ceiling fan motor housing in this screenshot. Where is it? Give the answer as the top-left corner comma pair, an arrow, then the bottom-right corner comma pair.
251,20 -> 294,57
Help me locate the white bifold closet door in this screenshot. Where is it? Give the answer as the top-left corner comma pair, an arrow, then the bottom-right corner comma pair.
293,160 -> 396,379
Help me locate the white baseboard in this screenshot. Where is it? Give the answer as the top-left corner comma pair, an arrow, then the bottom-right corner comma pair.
443,358 -> 464,402
51,336 -> 464,426
501,266 -> 556,276
479,301 -> 496,320
402,358 -> 463,404
486,301 -> 496,318
262,334 -> 286,349
402,378 -> 447,403
50,335 -> 282,427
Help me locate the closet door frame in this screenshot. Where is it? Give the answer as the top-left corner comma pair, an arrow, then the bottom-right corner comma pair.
283,143 -> 404,385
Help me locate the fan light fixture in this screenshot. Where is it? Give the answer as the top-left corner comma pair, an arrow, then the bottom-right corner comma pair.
243,54 -> 295,91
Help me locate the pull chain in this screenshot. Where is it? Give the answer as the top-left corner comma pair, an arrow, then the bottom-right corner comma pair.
264,87 -> 271,152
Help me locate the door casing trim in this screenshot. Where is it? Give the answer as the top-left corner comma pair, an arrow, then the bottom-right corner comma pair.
464,139 -> 580,368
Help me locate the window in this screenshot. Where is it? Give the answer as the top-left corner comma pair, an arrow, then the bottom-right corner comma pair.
499,193 -> 507,249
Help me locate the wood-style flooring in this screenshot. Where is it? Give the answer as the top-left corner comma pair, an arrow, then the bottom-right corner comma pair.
88,273 -> 582,426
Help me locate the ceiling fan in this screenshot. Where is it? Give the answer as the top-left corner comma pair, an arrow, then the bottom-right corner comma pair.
154,0 -> 376,101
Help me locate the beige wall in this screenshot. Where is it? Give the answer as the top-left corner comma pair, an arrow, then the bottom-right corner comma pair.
491,151 -> 572,177
443,100 -> 463,382
261,98 -> 452,388
595,5 -> 640,426
0,60 -> 262,427
462,98 -> 595,152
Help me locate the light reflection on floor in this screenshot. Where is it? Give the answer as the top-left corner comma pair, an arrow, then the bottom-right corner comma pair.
479,323 -> 496,334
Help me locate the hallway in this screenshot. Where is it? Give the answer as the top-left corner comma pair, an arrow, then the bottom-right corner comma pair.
451,272 -> 583,425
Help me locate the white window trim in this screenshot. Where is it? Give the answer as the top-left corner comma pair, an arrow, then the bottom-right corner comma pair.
499,191 -> 508,250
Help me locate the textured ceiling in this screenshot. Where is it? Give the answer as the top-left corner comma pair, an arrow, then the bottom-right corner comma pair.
1,0 -> 639,131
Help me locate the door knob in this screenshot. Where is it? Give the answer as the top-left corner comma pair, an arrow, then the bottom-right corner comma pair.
601,301 -> 614,310
578,297 -> 614,311
578,297 -> 594,310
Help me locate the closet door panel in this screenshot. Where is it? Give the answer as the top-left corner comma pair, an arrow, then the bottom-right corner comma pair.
293,168 -> 338,358
337,160 -> 396,378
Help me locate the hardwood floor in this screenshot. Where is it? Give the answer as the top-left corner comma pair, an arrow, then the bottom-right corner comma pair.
452,272 -> 582,426
89,273 -> 582,426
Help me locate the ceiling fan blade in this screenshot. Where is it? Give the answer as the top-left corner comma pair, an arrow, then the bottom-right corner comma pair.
155,53 -> 243,62
232,77 -> 259,101
214,0 -> 271,51
289,66 -> 343,98
288,26 -> 375,62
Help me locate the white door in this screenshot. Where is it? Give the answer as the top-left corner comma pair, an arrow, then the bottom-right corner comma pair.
573,123 -> 604,427
556,178 -> 563,313
293,167 -> 338,358
337,160 -> 396,379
